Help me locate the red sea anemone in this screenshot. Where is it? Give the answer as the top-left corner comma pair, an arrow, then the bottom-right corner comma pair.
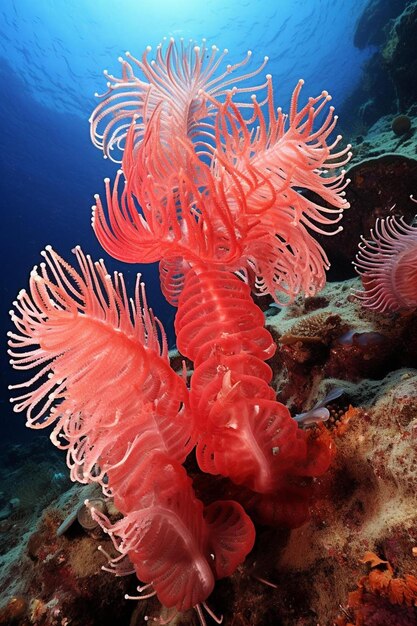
91,40 -> 351,305
8,37 -> 351,624
8,246 -> 255,622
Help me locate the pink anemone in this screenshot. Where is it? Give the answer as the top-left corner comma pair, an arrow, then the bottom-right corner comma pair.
92,75 -> 351,305
354,214 -> 417,312
89,37 -> 269,163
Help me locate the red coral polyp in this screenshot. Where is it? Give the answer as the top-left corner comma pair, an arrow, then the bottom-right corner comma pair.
175,267 -> 333,494
8,246 -> 255,617
92,43 -> 350,304
94,454 -> 254,612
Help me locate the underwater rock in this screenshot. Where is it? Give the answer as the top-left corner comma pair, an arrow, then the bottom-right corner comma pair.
341,2 -> 417,138
0,596 -> 27,625
1,502 -> 134,626
56,485 -> 102,537
392,114 -> 412,136
272,311 -> 347,405
339,52 -> 397,133
325,330 -> 393,381
353,0 -> 405,49
266,277 -> 417,411
348,113 -> 416,166
0,497 -> 20,521
78,498 -> 107,533
382,2 -> 417,112
0,438 -> 132,626
316,154 -> 417,280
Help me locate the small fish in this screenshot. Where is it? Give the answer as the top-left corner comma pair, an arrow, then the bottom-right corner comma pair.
294,388 -> 345,426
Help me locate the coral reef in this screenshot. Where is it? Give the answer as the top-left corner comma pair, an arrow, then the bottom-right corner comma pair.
2,273 -> 417,625
336,552 -> 417,625
3,30 -> 417,626
173,337 -> 412,624
267,277 -> 417,411
0,439 -> 133,626
5,37 -> 351,626
252,365 -> 417,625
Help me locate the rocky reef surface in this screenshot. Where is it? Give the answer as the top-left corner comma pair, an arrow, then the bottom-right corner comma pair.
340,0 -> 417,139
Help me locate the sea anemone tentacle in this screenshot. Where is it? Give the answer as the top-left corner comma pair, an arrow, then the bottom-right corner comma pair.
354,215 -> 417,312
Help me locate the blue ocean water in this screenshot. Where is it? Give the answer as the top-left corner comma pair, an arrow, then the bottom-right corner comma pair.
0,0 -> 371,441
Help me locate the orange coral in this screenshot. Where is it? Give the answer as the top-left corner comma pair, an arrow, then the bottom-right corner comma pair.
337,552 -> 417,626
360,552 -> 417,607
333,405 -> 361,436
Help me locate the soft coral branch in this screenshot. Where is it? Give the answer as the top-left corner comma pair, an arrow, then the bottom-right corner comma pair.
175,266 -> 333,496
208,79 -> 351,303
9,37 -> 352,624
8,246 -> 255,618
